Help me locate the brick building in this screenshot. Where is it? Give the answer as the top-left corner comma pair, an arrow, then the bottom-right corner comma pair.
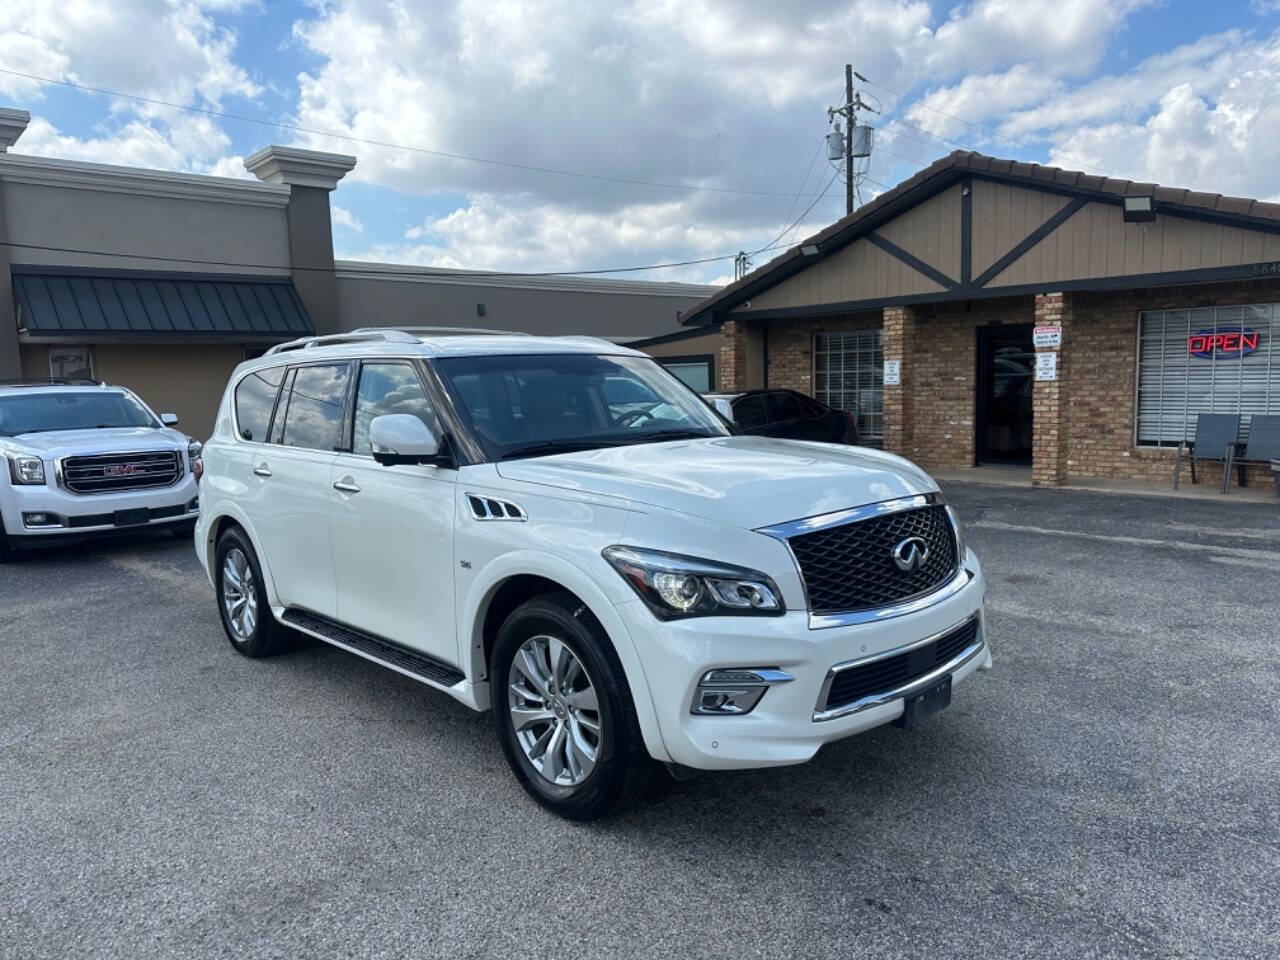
680,151 -> 1280,487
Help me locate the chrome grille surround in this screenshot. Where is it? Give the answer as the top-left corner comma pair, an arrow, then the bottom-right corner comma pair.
758,493 -> 966,629
58,450 -> 183,494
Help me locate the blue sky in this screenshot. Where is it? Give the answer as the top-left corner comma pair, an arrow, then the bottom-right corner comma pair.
2,0 -> 1278,284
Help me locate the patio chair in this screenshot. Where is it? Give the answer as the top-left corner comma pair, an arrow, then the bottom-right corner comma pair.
1229,415 -> 1280,496
1173,413 -> 1240,494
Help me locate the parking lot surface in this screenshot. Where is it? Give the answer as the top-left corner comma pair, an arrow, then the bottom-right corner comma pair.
2,483 -> 1279,959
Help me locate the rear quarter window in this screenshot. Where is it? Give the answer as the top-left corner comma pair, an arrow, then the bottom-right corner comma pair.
234,365 -> 286,442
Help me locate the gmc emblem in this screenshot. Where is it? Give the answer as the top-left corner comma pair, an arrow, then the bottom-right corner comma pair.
103,463 -> 142,477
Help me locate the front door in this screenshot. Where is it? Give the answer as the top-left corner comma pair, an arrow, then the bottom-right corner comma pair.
328,360 -> 459,668
976,324 -> 1035,465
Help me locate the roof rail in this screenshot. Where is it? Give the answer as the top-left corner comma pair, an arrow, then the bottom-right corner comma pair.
0,377 -> 103,387
350,325 -> 530,337
264,329 -> 421,356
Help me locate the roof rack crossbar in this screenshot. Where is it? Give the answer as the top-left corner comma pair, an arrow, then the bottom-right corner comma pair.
350,325 -> 530,337
264,329 -> 421,355
0,377 -> 103,387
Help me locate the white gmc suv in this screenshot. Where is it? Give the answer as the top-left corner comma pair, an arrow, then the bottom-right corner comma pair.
0,379 -> 201,560
196,329 -> 990,819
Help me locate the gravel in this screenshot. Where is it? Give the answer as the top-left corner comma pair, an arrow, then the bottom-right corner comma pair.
2,482 -> 1278,959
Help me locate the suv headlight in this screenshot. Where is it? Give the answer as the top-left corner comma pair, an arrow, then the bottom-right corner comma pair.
603,546 -> 785,620
8,455 -> 46,485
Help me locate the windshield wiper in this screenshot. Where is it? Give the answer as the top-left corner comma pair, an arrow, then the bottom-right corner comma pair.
499,439 -> 627,461
620,429 -> 719,445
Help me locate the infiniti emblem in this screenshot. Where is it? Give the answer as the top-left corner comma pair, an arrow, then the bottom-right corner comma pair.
892,536 -> 929,573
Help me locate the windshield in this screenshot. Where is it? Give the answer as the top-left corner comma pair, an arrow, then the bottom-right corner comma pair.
0,391 -> 159,437
434,353 -> 729,461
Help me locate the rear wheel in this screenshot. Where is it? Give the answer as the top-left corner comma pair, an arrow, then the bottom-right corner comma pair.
214,527 -> 287,658
492,591 -> 653,819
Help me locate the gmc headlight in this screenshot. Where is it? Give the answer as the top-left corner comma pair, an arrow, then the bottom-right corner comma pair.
8,455 -> 45,485
603,546 -> 784,620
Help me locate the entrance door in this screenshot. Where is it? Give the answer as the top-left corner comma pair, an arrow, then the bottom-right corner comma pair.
976,324 -> 1035,465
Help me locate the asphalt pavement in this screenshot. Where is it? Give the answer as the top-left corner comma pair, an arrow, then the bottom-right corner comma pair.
2,483 -> 1278,959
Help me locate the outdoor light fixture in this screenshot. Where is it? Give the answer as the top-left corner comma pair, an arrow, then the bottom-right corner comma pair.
1122,195 -> 1157,223
800,244 -> 820,256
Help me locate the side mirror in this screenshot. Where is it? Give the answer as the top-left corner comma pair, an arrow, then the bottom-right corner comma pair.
369,414 -> 441,466
710,398 -> 735,421
161,413 -> 180,426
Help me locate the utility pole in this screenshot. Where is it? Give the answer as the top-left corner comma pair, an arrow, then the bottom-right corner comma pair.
828,67 -> 878,215
845,64 -> 854,216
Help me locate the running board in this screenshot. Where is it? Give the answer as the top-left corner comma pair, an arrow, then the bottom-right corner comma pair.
282,608 -> 466,688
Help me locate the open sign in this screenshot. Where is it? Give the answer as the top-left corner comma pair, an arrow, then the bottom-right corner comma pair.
1188,326 -> 1258,359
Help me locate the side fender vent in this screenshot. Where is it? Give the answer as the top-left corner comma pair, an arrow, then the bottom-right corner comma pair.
466,494 -> 526,521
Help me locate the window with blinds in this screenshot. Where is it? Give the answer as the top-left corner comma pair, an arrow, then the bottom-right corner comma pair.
1136,303 -> 1279,446
813,330 -> 883,443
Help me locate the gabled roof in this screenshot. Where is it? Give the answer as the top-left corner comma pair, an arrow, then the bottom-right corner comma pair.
681,150 -> 1280,326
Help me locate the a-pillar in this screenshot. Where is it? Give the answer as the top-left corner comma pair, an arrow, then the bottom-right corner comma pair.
881,304 -> 919,455
1032,292 -> 1070,486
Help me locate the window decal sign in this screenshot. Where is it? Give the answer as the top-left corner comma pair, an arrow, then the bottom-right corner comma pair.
1188,326 -> 1259,359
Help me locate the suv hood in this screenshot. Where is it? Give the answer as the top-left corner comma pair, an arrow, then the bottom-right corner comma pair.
2,426 -> 186,459
495,435 -> 937,529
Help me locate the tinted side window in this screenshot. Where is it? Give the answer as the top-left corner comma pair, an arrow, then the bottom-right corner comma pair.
766,392 -> 802,422
732,395 -> 768,430
280,363 -> 350,451
798,394 -> 828,417
352,363 -> 437,456
234,365 -> 286,441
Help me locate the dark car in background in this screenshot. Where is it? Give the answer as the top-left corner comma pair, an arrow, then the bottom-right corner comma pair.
705,389 -> 859,445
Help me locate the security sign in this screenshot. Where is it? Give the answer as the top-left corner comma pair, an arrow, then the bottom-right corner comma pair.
1033,325 -> 1062,349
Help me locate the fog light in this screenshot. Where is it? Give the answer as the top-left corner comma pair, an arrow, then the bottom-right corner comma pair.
691,667 -> 794,715
187,497 -> 200,513
23,512 -> 62,528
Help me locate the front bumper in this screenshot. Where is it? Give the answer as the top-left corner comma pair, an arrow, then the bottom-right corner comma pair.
617,552 -> 988,770
1,475 -> 199,546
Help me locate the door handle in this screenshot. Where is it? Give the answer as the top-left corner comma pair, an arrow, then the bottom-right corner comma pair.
253,463 -> 272,478
333,478 -> 361,494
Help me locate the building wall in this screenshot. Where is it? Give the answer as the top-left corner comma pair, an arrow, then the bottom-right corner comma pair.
19,341 -> 247,440
335,266 -> 709,340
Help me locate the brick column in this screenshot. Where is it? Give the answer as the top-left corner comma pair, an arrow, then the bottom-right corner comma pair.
718,319 -> 747,391
881,305 -> 919,455
1032,292 -> 1070,486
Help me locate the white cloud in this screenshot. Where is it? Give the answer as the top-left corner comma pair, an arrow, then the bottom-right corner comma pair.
0,0 -> 257,172
330,205 -> 364,233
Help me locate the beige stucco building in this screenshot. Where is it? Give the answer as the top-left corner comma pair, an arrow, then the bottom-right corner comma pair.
0,106 -> 713,439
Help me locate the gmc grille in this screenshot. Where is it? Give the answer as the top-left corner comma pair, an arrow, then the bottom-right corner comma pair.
788,504 -> 958,615
61,451 -> 182,494
821,616 -> 980,715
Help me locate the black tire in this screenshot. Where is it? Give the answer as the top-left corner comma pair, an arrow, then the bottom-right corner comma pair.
492,591 -> 655,820
214,526 -> 288,658
170,520 -> 197,540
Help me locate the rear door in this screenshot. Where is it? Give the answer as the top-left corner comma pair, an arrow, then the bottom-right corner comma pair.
729,394 -> 770,435
328,360 -> 459,666
249,361 -> 351,617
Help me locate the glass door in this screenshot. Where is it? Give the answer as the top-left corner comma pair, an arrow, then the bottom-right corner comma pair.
976,324 -> 1035,464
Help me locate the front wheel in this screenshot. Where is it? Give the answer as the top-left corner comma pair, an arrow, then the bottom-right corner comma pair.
492,592 -> 653,820
214,527 -> 287,658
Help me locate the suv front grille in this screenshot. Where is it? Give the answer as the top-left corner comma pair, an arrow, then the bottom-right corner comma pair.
821,616 -> 980,715
61,451 -> 182,494
787,504 -> 958,615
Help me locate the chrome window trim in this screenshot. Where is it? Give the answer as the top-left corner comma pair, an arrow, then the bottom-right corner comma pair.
813,613 -> 983,722
756,492 -> 966,629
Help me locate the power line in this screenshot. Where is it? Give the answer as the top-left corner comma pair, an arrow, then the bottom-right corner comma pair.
752,169 -> 841,257
0,237 -> 800,279
862,77 -> 1112,176
0,65 -> 829,200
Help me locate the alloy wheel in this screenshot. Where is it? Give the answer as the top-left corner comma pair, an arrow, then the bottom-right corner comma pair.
221,547 -> 258,641
508,634 -> 602,786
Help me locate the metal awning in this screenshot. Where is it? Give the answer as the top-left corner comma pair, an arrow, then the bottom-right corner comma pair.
12,268 -> 313,338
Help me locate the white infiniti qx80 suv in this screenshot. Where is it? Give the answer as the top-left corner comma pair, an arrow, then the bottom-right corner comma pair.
196,328 -> 990,819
